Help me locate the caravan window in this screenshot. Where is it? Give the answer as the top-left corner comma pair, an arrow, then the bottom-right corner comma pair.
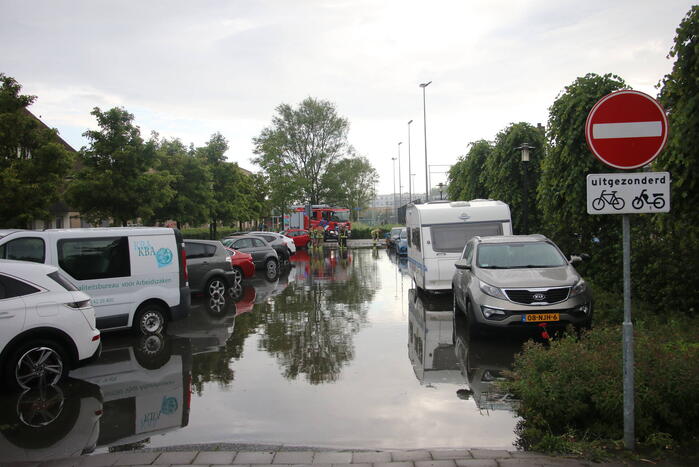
411,227 -> 421,251
430,222 -> 502,253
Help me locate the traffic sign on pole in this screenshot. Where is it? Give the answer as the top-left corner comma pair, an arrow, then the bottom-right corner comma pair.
585,90 -> 668,170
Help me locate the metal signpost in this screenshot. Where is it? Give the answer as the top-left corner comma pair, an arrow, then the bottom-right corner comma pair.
585,90 -> 669,450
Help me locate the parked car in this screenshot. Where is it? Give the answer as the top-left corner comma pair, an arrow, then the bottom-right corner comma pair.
386,227 -> 402,248
184,240 -> 238,300
221,235 -> 279,280
0,227 -> 190,335
224,248 -> 255,282
452,234 -> 592,337
0,260 -> 101,390
281,229 -> 310,249
395,227 -> 408,255
248,231 -> 296,258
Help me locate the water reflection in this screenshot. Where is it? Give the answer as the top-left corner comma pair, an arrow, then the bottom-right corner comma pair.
408,287 -> 522,413
0,379 -> 102,463
70,335 -> 192,451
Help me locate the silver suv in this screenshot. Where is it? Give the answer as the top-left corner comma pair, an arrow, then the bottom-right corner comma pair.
452,235 -> 592,336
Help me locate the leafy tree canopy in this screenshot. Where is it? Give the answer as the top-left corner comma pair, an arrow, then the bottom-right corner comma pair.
321,155 -> 378,220
0,73 -> 73,228
253,97 -> 351,205
447,139 -> 492,201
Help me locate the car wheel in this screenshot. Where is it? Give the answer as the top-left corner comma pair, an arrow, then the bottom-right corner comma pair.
265,258 -> 279,280
206,276 -> 227,299
465,300 -> 481,340
134,304 -> 167,335
134,333 -> 172,370
228,281 -> 243,300
5,340 -> 69,390
231,267 -> 243,285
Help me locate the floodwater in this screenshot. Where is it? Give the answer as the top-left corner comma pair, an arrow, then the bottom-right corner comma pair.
0,248 -> 528,463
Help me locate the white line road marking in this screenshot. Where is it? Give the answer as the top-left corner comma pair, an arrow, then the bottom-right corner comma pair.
592,121 -> 662,139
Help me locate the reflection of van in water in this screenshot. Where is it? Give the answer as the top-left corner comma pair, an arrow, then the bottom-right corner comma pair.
70,335 -> 191,449
406,200 -> 512,291
0,228 -> 190,334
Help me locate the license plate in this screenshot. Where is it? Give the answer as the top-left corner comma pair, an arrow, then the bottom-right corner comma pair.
523,313 -> 560,322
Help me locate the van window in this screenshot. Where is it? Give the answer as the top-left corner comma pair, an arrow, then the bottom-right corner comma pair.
58,237 -> 131,280
0,237 -> 45,263
430,223 -> 502,253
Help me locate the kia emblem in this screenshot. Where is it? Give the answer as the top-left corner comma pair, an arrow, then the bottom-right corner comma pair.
532,293 -> 546,301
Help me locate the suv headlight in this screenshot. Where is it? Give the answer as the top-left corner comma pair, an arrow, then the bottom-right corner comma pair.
479,280 -> 507,300
570,278 -> 587,297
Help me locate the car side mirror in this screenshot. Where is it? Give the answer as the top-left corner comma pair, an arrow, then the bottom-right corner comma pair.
454,259 -> 471,270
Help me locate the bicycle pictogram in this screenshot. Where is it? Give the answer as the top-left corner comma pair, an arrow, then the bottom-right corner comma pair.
631,189 -> 665,210
591,190 -> 625,211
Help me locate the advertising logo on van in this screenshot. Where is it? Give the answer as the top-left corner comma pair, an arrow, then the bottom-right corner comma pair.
134,240 -> 173,268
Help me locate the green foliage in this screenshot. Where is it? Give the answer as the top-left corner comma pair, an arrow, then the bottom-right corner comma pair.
150,138 -> 212,227
505,323 -> 699,455
346,222 -> 396,239
482,123 -> 546,233
252,97 -> 352,207
180,226 -> 240,240
66,107 -> 175,226
0,73 -> 73,228
447,139 -> 492,201
321,155 -> 378,220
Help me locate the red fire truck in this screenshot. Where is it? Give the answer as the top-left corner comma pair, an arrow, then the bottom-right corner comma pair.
292,205 -> 352,241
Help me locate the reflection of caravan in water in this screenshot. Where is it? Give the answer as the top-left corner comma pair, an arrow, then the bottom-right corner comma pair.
0,379 -> 103,463
70,335 -> 191,449
406,200 -> 512,291
407,288 -> 460,385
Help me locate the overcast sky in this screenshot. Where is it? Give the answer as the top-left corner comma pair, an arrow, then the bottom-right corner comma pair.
2,0 -> 693,197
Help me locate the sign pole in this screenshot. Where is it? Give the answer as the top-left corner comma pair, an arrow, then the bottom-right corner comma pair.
622,214 -> 634,450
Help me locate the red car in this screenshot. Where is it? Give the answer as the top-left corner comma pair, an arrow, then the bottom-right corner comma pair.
225,247 -> 255,282
282,229 -> 310,248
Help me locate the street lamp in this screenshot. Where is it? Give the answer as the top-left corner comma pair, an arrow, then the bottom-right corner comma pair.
407,119 -> 413,204
392,156 -> 397,223
437,182 -> 445,200
516,143 -> 534,234
420,81 -> 431,202
397,142 -> 403,209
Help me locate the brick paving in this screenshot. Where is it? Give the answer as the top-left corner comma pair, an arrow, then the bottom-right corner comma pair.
6,447 -> 654,467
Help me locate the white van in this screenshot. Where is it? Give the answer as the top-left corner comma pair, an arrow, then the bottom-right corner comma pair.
0,228 -> 190,334
406,200 -> 512,292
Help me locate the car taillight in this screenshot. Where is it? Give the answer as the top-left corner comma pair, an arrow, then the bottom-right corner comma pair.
181,244 -> 188,283
66,299 -> 91,309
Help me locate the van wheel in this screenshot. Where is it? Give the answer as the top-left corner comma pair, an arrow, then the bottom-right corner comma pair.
264,258 -> 279,280
134,333 -> 171,370
5,340 -> 69,390
206,277 -> 227,299
134,304 -> 167,335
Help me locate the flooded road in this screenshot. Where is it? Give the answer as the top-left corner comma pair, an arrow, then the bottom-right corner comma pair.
0,248 -> 527,462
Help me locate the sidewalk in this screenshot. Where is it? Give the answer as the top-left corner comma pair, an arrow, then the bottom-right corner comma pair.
16,445 -> 666,467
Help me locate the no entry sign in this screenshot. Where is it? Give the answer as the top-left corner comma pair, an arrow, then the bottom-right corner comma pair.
585,90 -> 668,169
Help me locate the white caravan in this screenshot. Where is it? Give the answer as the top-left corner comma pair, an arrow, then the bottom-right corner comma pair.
406,200 -> 512,292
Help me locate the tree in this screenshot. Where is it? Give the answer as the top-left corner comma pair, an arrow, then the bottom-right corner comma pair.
447,139 -> 492,201
537,73 -> 627,288
253,97 -> 351,205
321,155 -> 378,220
151,138 -> 212,228
0,73 -> 73,228
481,123 -> 546,234
66,107 -> 174,226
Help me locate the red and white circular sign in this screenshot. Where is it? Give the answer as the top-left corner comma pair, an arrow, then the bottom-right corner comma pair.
585,90 -> 668,170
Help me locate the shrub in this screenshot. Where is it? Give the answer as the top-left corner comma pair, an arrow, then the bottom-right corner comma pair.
348,223 -> 398,239
180,227 -> 240,240
504,321 -> 699,455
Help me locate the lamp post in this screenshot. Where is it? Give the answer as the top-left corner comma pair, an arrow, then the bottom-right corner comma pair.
392,156 -> 397,223
437,182 -> 444,200
397,142 -> 403,209
420,81 -> 431,202
516,143 -> 534,235
407,120 -> 413,204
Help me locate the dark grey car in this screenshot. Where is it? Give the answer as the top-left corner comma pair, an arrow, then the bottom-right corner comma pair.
222,235 -> 279,280
184,240 -> 238,300
248,232 -> 291,264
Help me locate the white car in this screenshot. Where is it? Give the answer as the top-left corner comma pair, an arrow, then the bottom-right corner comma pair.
0,260 -> 101,390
